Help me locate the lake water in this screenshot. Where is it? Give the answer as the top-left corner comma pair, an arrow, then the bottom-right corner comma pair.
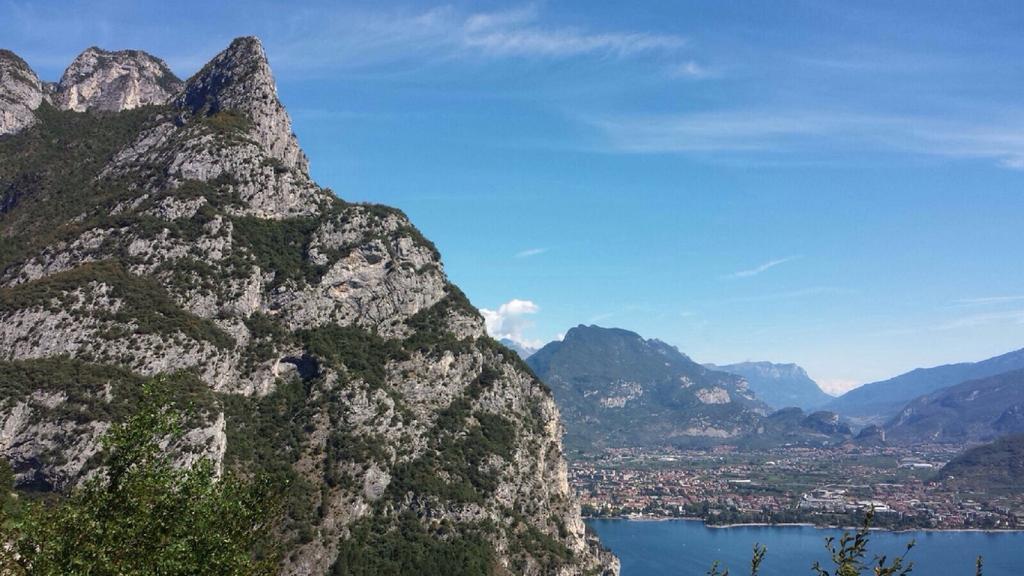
587,519 -> 1023,576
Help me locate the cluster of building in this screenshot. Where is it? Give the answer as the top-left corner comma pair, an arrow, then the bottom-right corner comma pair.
569,444 -> 1024,530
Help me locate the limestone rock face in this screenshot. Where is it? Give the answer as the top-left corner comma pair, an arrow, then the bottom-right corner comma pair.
0,39 -> 617,576
175,37 -> 308,171
0,49 -> 46,135
53,47 -> 182,112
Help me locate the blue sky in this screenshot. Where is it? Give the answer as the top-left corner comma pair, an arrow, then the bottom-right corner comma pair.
4,0 -> 1024,392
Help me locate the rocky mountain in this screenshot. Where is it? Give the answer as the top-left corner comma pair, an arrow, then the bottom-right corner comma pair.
500,338 -> 537,360
826,347 -> 1024,423
758,407 -> 852,444
526,325 -> 769,451
706,361 -> 832,411
938,433 -> 1024,494
0,50 -> 46,136
1,46 -> 181,138
881,369 -> 1024,444
0,37 -> 616,576
54,47 -> 183,113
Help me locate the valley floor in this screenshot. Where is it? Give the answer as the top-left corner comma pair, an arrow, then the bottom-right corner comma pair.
569,444 -> 1024,530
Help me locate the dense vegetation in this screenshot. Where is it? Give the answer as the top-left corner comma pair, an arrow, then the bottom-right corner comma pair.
939,433 -> 1024,494
330,513 -> 496,576
0,103 -> 161,274
0,380 -> 279,575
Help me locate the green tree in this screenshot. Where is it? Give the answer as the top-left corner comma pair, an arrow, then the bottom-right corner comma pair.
811,511 -> 913,576
0,379 -> 280,575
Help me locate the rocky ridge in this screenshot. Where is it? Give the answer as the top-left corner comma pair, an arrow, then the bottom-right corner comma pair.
0,37 -> 616,575
1,44 -> 182,137
707,360 -> 833,411
881,368 -> 1024,443
827,347 -> 1024,423
0,50 -> 46,135
54,46 -> 183,113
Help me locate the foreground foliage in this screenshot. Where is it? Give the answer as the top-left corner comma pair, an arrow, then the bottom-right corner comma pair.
0,380 -> 279,576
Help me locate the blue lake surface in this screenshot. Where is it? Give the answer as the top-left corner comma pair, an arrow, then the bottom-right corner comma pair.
587,519 -> 1024,576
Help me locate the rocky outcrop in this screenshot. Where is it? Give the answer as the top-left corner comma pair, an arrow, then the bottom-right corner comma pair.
0,39 -> 616,576
175,37 -> 307,171
0,49 -> 46,135
53,47 -> 182,112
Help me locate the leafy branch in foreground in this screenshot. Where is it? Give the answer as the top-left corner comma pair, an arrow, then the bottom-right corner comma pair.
706,543 -> 766,576
812,510 -> 913,576
0,378 -> 281,576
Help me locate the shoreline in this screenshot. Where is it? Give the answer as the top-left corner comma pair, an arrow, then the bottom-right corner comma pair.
583,517 -> 1024,533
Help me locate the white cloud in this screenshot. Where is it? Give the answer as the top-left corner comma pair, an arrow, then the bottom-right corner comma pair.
587,109 -> 1024,170
461,6 -> 685,58
667,60 -> 709,79
480,298 -> 543,348
934,309 -> 1024,331
268,4 -> 687,73
953,295 -> 1024,306
719,286 -> 854,304
874,308 -> 1024,337
726,255 -> 801,279
515,247 -> 548,258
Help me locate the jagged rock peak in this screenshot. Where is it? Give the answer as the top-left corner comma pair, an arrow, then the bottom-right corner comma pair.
176,36 -> 308,172
0,49 -> 46,136
54,46 -> 182,113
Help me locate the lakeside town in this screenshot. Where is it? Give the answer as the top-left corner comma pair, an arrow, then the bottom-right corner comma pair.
569,444 -> 1024,530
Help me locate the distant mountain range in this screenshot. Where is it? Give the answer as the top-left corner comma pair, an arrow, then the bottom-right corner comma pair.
526,325 -> 857,452
882,368 -> 1024,443
827,347 -> 1024,423
527,325 -> 768,451
938,433 -> 1024,493
524,324 -> 1022,449
706,361 -> 833,411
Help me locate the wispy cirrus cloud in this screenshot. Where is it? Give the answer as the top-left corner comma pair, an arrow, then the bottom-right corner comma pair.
666,60 -> 711,79
587,109 -> 1024,170
726,255 -> 802,279
934,309 -> 1024,331
953,295 -> 1024,306
268,3 -> 687,73
515,247 -> 548,258
720,286 -> 854,304
874,308 -> 1024,337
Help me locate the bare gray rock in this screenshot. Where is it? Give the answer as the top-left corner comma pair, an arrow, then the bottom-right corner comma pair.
53,47 -> 182,112
175,36 -> 308,172
0,49 -> 46,135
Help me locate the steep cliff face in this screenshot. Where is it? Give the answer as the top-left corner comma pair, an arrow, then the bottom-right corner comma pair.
707,361 -> 833,411
174,37 -> 307,172
0,37 -> 616,576
53,46 -> 182,113
0,50 -> 45,136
